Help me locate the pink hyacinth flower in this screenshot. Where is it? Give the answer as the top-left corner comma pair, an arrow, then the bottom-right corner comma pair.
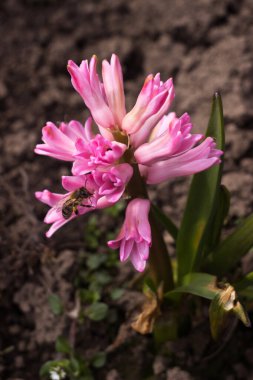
72,134 -> 127,175
134,113 -> 203,165
67,54 -> 126,136
92,164 -> 133,208
143,136 -> 223,184
35,175 -> 96,238
122,74 -> 175,147
35,118 -> 94,161
108,198 -> 151,272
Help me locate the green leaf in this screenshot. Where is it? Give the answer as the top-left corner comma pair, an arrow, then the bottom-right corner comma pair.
48,294 -> 64,316
86,254 -> 107,270
79,289 -> 101,303
91,352 -> 107,368
205,185 -> 230,252
238,286 -> 253,300
151,203 -> 178,240
70,356 -> 94,379
208,214 -> 253,275
69,357 -> 81,377
176,93 -> 225,284
235,272 -> 253,291
91,271 -> 112,286
234,272 -> 253,300
110,288 -> 125,301
85,302 -> 109,321
40,360 -> 69,377
166,272 -> 219,300
55,336 -> 72,354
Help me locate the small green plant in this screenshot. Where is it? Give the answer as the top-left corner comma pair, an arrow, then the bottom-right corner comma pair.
35,52 -> 253,363
148,93 -> 253,339
40,336 -> 97,380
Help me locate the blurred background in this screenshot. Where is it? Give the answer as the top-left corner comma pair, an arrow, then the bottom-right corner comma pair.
1,0 -> 253,379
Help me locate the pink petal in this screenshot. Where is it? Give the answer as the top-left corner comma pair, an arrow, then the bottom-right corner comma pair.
120,239 -> 134,262
61,118 -> 95,143
129,80 -> 175,147
146,157 -> 221,184
45,218 -> 71,238
35,122 -> 75,161
102,54 -> 126,126
137,241 -> 150,260
134,112 -> 204,166
130,248 -> 147,272
34,144 -> 73,161
44,207 -> 64,223
72,159 -> 92,176
61,175 -> 93,192
35,190 -> 64,207
68,58 -> 116,131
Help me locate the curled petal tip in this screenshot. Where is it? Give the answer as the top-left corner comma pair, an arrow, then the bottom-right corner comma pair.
35,191 -> 42,200
144,74 -> 153,85
45,231 -> 52,238
67,60 -> 74,68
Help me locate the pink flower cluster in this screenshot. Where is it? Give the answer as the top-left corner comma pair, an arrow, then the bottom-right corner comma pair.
35,54 -> 222,271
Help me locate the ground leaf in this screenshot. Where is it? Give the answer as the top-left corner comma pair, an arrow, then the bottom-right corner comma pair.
110,288 -> 125,301
85,302 -> 109,321
91,352 -> 107,368
48,294 -> 64,316
55,336 -> 72,355
40,360 -> 69,378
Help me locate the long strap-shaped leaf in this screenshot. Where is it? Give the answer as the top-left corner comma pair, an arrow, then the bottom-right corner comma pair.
176,93 -> 225,284
166,272 -> 219,300
208,213 -> 253,275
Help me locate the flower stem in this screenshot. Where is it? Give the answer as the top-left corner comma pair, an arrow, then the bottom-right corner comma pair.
149,209 -> 174,292
127,164 -> 174,292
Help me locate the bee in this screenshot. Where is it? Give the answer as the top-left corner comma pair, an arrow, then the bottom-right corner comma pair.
61,187 -> 94,220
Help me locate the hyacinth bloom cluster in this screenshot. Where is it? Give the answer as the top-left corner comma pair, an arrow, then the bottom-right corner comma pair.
35,54 -> 222,271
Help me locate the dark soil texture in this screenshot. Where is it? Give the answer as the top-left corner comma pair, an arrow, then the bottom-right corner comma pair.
1,0 -> 253,379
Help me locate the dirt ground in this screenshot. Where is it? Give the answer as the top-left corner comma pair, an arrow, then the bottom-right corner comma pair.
1,0 -> 253,379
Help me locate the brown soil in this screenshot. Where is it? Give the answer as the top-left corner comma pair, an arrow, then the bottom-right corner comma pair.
1,0 -> 253,379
